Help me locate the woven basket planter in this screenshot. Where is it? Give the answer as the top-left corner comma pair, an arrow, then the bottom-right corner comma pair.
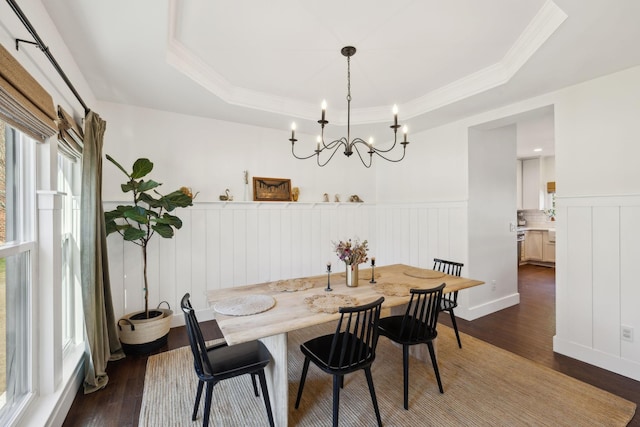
118,302 -> 172,355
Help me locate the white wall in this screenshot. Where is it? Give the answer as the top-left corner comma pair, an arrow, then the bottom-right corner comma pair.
99,102 -> 377,204
468,126 -> 520,318
375,123 -> 469,202
553,66 -> 640,380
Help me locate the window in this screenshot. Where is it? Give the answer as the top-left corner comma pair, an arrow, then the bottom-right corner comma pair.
57,153 -> 81,351
0,121 -> 36,424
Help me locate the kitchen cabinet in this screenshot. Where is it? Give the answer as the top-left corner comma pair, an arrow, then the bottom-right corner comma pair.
523,229 -> 555,264
524,230 -> 543,261
542,231 -> 556,262
517,160 -> 523,210
522,158 -> 544,210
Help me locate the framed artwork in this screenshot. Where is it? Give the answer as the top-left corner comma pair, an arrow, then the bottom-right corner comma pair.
253,177 -> 292,201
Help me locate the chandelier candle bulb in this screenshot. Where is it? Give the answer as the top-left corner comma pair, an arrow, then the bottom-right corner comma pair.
403,125 -> 408,142
321,100 -> 327,121
291,123 -> 296,140
393,104 -> 398,126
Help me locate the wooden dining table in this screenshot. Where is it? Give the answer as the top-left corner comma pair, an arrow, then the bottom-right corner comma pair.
207,263 -> 484,426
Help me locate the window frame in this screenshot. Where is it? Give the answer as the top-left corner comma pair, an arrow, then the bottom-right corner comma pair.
0,125 -> 37,425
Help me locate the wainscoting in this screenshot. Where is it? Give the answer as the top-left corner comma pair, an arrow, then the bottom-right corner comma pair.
105,201 -> 468,325
554,194 -> 640,381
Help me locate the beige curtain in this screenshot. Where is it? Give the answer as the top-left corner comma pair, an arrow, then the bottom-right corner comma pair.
80,111 -> 124,393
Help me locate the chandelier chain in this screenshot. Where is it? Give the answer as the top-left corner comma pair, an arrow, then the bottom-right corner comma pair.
347,55 -> 352,102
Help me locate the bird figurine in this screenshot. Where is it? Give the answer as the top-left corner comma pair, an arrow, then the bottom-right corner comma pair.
219,189 -> 233,201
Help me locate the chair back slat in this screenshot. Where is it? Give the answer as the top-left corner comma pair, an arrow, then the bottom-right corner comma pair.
433,258 -> 463,277
181,293 -> 215,379
399,284 -> 445,342
328,297 -> 384,370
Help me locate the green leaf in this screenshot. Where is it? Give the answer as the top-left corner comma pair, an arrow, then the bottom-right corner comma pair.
105,219 -> 118,235
138,192 -> 164,208
131,158 -> 153,179
152,223 -> 174,238
123,226 -> 146,241
123,206 -> 149,224
160,190 -> 194,212
121,181 -> 135,193
138,179 -> 161,192
104,209 -> 125,222
106,154 -> 130,177
155,213 -> 183,229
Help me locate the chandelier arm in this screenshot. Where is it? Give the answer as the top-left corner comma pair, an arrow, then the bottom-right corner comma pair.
291,141 -> 320,160
371,142 -> 409,163
350,141 -> 373,168
368,132 -> 401,154
317,141 -> 348,167
321,136 -> 346,151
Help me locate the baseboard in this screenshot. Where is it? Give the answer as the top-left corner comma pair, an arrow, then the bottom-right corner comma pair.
458,293 -> 520,321
553,336 -> 640,382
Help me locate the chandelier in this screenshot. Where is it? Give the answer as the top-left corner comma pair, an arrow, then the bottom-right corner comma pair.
289,46 -> 409,168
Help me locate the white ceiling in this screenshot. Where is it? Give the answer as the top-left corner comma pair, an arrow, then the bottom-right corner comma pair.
40,0 -> 640,154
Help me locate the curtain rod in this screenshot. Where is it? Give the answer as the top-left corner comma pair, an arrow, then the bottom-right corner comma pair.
6,0 -> 90,116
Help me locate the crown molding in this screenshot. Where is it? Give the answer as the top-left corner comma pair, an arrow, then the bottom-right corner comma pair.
165,0 -> 567,125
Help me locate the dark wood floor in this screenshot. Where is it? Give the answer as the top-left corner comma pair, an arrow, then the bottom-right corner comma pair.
63,264 -> 639,426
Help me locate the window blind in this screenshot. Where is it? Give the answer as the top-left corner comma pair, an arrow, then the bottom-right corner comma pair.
0,43 -> 57,142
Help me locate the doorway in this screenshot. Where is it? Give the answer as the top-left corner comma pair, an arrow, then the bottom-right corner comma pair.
467,104 -> 556,319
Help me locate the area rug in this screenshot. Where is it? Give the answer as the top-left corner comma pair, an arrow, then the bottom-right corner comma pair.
139,324 -> 636,426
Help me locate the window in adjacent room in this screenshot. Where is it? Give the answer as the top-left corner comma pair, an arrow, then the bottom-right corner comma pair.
58,153 -> 81,352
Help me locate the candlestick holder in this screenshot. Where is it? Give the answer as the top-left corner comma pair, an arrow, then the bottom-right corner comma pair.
325,264 -> 333,292
369,258 -> 377,284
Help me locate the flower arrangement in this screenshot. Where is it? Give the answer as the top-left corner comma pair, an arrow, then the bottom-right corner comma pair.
334,238 -> 369,265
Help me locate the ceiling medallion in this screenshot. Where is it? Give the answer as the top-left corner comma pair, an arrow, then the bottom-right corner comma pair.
289,46 -> 409,168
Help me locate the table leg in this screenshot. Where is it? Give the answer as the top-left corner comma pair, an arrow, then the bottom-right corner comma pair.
260,332 -> 289,427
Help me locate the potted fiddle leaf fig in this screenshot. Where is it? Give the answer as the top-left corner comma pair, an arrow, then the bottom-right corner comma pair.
104,155 -> 196,354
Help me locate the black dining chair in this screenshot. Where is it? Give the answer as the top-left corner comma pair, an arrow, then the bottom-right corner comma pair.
295,297 -> 385,427
180,293 -> 275,427
433,258 -> 464,348
377,283 -> 445,410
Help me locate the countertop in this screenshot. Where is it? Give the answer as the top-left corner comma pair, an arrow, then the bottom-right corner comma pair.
518,226 -> 556,232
